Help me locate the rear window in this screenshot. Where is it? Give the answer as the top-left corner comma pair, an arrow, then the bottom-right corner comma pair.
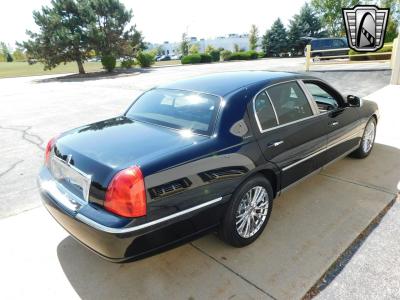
125,89 -> 220,135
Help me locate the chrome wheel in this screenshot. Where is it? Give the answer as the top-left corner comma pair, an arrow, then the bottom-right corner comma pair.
362,121 -> 375,153
235,186 -> 269,238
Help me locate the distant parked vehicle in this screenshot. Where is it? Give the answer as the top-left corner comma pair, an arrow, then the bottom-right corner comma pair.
170,54 -> 182,60
157,55 -> 171,61
87,57 -> 100,62
306,38 -> 349,61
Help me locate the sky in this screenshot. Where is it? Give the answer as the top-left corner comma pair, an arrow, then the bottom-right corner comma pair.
0,0 -> 307,48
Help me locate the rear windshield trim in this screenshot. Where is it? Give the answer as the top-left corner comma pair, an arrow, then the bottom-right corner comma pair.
124,88 -> 223,136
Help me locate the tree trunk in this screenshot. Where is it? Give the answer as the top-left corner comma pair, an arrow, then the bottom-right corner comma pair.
77,59 -> 85,74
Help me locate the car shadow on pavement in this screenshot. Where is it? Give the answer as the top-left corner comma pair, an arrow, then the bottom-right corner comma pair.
34,67 -> 154,83
56,233 -> 268,299
57,142 -> 399,299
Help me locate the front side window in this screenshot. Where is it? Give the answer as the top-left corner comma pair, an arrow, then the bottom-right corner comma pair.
254,92 -> 278,131
267,81 -> 313,125
304,82 -> 340,112
125,89 -> 220,135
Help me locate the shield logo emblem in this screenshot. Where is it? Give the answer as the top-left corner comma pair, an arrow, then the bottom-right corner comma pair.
342,5 -> 389,52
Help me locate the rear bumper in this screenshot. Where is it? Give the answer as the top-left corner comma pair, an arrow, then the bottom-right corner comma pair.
38,167 -> 229,261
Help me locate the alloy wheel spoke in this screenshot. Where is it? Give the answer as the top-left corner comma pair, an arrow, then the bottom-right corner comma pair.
236,186 -> 269,238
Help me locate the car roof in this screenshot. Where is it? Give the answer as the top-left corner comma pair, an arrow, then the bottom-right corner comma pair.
157,71 -> 306,96
311,37 -> 343,40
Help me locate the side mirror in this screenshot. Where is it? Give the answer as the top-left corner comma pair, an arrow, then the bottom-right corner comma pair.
347,95 -> 361,107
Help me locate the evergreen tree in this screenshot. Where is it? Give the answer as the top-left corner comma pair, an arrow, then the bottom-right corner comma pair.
262,18 -> 288,56
288,3 -> 325,55
18,0 -> 142,74
18,0 -> 93,73
88,0 -> 141,58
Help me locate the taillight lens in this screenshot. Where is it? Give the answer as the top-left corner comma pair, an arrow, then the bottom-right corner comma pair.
105,166 -> 147,218
44,135 -> 58,165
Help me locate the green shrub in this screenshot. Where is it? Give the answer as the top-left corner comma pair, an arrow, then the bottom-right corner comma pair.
349,44 -> 392,61
136,52 -> 155,68
258,51 -> 266,58
181,54 -> 201,64
101,55 -> 116,72
249,50 -> 259,59
120,58 -> 135,68
368,44 -> 392,60
199,53 -> 212,63
208,50 -> 220,62
228,50 -> 259,61
220,50 -> 232,61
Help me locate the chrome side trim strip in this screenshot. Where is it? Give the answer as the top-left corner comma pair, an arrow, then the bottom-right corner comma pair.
279,144 -> 359,195
280,168 -> 323,194
282,129 -> 362,172
75,196 -> 223,234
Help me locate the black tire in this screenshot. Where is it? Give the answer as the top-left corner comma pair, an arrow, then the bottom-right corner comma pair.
219,175 -> 274,247
350,117 -> 377,159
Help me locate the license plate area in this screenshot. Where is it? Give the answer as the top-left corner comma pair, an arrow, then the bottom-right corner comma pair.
50,154 -> 91,204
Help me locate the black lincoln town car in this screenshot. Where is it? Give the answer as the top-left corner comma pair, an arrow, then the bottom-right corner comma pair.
38,71 -> 378,261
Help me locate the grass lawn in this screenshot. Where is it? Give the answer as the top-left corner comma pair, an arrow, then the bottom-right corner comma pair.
0,60 -> 182,79
0,61 -> 104,78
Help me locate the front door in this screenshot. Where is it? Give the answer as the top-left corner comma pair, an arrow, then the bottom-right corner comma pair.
301,80 -> 362,165
253,80 -> 327,189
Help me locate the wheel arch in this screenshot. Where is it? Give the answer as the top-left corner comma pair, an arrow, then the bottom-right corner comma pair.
238,168 -> 279,198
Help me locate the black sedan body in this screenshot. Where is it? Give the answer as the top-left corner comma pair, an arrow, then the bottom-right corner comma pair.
38,71 -> 379,261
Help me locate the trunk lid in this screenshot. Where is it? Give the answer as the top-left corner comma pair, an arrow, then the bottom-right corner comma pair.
53,116 -> 208,204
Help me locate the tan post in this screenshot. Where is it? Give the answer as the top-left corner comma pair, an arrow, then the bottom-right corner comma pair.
390,37 -> 398,69
390,35 -> 400,84
305,45 -> 311,72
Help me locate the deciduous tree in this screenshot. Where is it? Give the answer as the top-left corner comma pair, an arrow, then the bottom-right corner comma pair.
249,24 -> 259,50
311,0 -> 359,36
180,33 -> 190,56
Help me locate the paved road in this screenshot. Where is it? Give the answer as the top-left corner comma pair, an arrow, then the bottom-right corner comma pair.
0,57 -> 391,218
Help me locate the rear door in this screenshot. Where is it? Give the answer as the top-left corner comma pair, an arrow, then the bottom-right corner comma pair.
252,80 -> 327,189
301,80 -> 362,165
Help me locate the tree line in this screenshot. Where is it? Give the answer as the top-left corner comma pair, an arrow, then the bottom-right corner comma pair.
257,0 -> 399,57
4,0 -> 399,72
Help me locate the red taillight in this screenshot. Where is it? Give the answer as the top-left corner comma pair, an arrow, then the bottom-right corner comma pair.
105,166 -> 147,218
44,135 -> 58,164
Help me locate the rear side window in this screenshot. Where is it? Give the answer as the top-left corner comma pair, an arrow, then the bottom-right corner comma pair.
254,92 -> 278,131
267,81 -> 313,125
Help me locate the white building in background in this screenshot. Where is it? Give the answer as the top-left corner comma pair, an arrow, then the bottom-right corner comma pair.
147,34 -> 261,55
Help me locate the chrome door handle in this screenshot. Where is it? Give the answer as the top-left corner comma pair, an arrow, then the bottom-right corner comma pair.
267,140 -> 284,148
330,121 -> 339,127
